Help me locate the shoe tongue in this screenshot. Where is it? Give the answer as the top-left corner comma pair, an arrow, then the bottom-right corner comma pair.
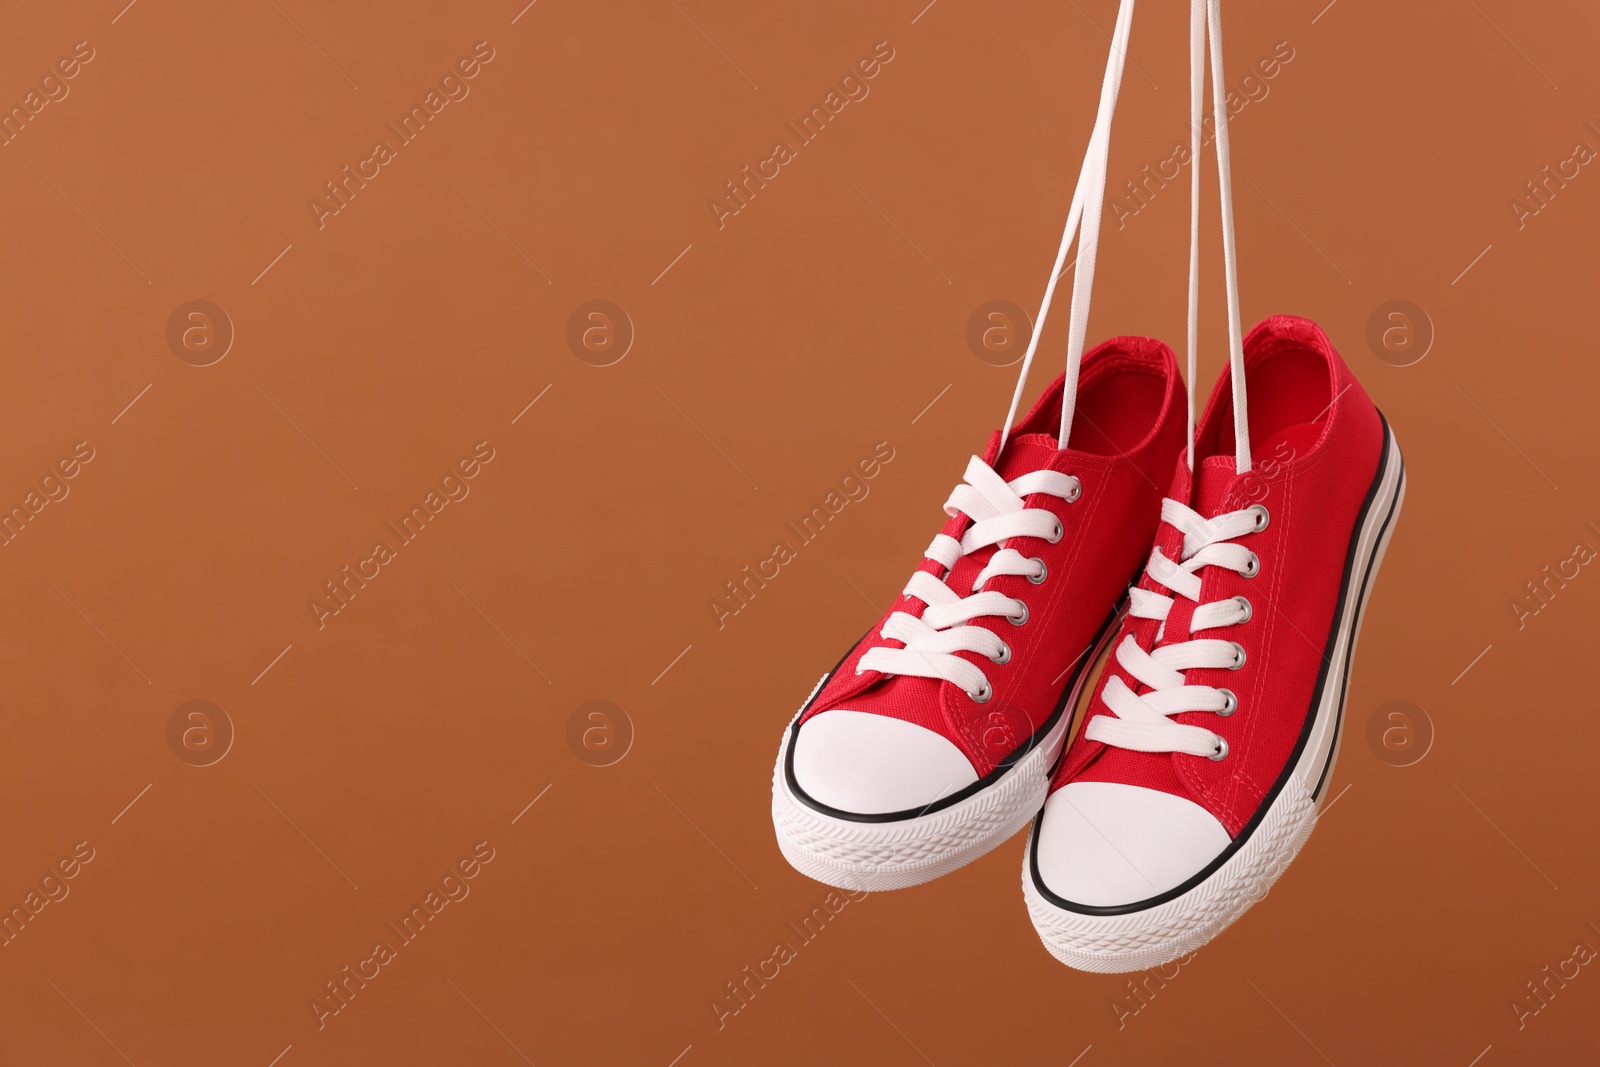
1192,456 -> 1243,518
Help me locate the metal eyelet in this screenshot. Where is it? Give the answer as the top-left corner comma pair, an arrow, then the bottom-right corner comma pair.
1217,687 -> 1237,716
1065,478 -> 1082,504
1027,558 -> 1048,585
1046,518 -> 1064,544
1008,602 -> 1030,626
1208,737 -> 1230,761
1228,642 -> 1247,670
1233,595 -> 1253,624
990,643 -> 1011,665
1242,552 -> 1261,578
970,681 -> 993,703
1249,504 -> 1270,532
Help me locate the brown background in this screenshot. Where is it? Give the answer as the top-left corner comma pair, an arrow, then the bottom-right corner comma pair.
0,0 -> 1594,1063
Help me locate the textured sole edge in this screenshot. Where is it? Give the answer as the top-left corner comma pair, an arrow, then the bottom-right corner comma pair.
1023,426 -> 1406,971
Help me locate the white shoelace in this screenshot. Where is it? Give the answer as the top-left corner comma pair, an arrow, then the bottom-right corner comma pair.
1193,0 -> 1252,476
858,458 -> 1080,701
1085,498 -> 1265,759
1001,0 -> 1136,452
857,1 -> 1135,700
1087,0 -> 1261,761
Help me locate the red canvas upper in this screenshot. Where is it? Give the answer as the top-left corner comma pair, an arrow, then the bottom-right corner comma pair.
798,336 -> 1186,779
1052,315 -> 1384,836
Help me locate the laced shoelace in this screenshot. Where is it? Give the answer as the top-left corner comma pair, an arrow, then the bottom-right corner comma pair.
1085,498 -> 1265,759
854,0 -> 1136,702
858,459 -> 1081,701
1086,0 -> 1259,762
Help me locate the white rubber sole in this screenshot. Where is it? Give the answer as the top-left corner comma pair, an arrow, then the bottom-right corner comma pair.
1024,425 -> 1405,972
772,617 -> 1120,892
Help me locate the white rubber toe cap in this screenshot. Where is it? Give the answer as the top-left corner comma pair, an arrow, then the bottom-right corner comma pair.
791,710 -> 979,816
1033,781 -> 1232,907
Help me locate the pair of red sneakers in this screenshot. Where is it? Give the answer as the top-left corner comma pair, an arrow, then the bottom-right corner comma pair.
769,0 -> 1405,971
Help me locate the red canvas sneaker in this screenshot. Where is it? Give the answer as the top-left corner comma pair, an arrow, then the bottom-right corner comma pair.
773,338 -> 1184,891
1023,0 -> 1405,971
1023,315 -> 1403,968
771,0 -> 1188,891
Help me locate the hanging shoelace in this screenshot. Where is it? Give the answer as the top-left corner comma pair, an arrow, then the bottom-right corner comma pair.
855,0 -> 1136,699
1088,0 -> 1259,761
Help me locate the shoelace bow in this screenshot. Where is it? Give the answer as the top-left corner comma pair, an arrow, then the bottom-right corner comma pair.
856,457 -> 1080,703
1085,498 -> 1265,759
